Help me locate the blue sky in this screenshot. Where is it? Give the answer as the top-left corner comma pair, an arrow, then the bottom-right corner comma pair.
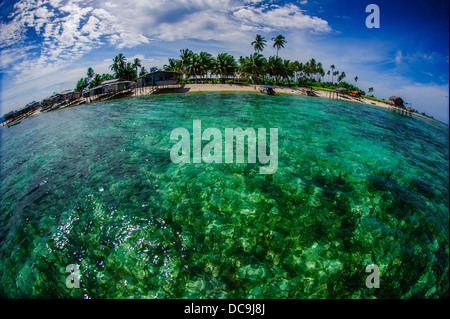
1,0 -> 449,123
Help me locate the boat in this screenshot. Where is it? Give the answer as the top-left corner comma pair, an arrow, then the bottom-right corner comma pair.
258,86 -> 275,95
7,121 -> 21,128
306,90 -> 317,96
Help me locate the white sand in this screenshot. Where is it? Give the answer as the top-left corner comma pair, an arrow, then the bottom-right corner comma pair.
183,83 -> 392,109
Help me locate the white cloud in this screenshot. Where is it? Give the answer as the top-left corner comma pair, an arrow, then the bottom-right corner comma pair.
0,0 -> 335,115
233,3 -> 331,32
1,0 -> 330,82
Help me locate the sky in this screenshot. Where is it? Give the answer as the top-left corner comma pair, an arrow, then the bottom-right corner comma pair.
0,0 -> 449,123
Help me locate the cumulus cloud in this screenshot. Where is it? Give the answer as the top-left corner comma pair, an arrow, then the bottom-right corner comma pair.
0,0 -> 333,113
0,0 -> 153,82
1,0 -> 331,79
233,3 -> 331,33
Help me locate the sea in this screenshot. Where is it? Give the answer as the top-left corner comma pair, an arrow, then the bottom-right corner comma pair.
0,92 -> 448,298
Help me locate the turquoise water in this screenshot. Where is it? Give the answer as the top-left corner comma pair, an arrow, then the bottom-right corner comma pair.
0,92 -> 448,298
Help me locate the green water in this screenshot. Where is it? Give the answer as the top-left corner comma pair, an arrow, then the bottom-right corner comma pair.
0,92 -> 448,298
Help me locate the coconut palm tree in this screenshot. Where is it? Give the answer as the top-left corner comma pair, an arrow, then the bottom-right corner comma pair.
88,74 -> 103,89
282,59 -> 295,81
239,53 -> 267,84
213,53 -> 238,83
292,61 -> 303,81
272,34 -> 286,57
87,67 -> 95,81
267,56 -> 284,82
330,64 -> 336,83
139,66 -> 148,77
109,56 -> 119,75
75,77 -> 89,93
132,58 -> 142,78
185,52 -> 201,79
179,49 -> 193,76
198,51 -> 214,78
316,62 -> 324,82
251,34 -> 267,53
338,71 -> 346,83
163,58 -> 181,72
110,53 -> 127,78
354,76 -> 358,86
333,70 -> 339,84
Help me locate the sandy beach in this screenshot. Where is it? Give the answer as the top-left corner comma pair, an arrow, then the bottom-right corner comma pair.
183,83 -> 392,109
17,83 -> 410,124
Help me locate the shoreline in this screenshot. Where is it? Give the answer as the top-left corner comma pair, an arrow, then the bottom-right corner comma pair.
11,83 -> 444,126
183,83 -> 392,109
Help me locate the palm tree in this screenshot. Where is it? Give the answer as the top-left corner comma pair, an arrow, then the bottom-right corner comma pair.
317,62 -> 324,82
87,67 -> 95,81
132,58 -> 142,78
282,59 -> 294,81
338,71 -> 346,83
139,66 -> 148,77
303,62 -> 312,80
198,51 -> 214,78
354,76 -> 358,86
239,53 -> 267,84
292,61 -> 303,81
330,64 -> 336,83
117,53 -> 126,70
213,53 -> 237,83
327,70 -> 331,82
163,58 -> 181,72
309,58 -> 317,80
180,49 -> 193,76
101,73 -> 114,82
110,53 -> 127,78
75,77 -> 89,93
110,56 -> 119,75
272,34 -> 286,57
251,34 -> 267,53
267,56 -> 284,82
185,52 -> 201,79
88,74 -> 103,89
332,70 -> 339,84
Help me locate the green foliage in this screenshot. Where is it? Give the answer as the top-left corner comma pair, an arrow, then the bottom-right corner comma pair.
109,53 -> 137,81
251,34 -> 267,53
71,34 -> 385,101
213,53 -> 238,83
75,77 -> 89,93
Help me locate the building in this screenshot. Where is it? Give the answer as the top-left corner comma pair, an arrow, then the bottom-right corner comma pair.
334,87 -> 348,94
137,71 -> 182,88
101,79 -> 133,93
2,101 -> 39,123
389,96 -> 404,108
89,78 -> 133,97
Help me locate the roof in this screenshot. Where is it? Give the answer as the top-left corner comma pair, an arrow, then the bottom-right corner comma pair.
101,78 -> 130,85
334,87 -> 348,93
